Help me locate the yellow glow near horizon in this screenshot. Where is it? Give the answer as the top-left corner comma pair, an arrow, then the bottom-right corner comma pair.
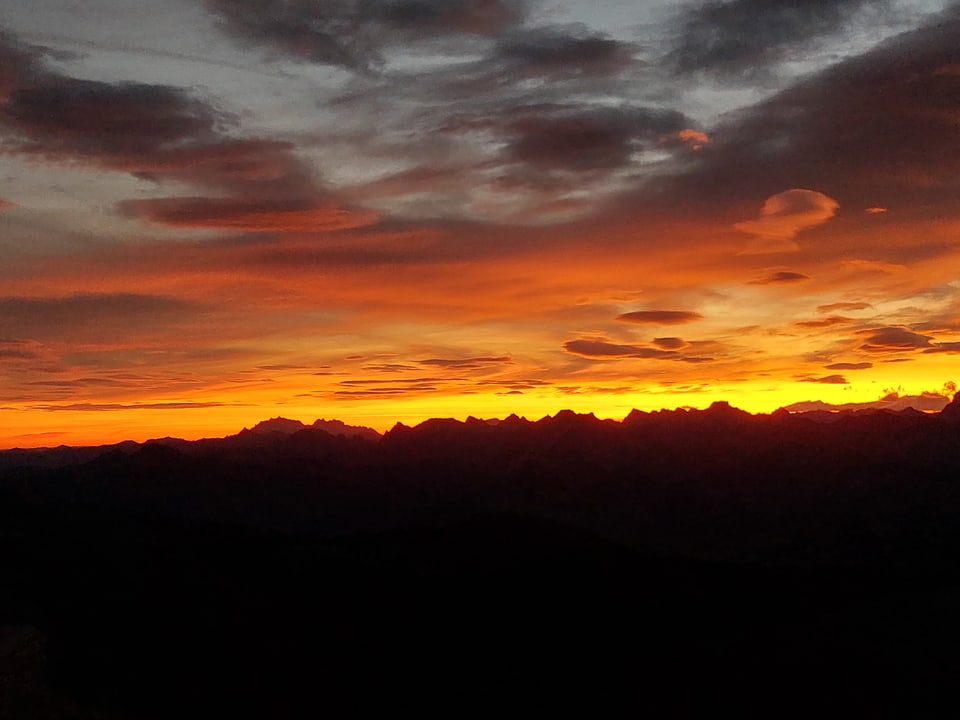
2,367 -> 955,449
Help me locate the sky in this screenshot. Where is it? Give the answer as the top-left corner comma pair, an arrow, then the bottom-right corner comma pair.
1,0 -> 959,447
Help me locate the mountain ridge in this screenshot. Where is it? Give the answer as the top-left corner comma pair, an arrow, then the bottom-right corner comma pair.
3,395 -> 957,459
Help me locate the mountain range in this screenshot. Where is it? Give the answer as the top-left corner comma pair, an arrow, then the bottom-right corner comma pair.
1,397 -> 959,717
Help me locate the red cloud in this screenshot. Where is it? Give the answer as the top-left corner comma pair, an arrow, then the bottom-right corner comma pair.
616,310 -> 703,325
120,198 -> 378,232
736,189 -> 839,254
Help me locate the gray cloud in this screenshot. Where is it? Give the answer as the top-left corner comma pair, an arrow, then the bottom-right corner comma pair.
0,32 -> 355,234
204,0 -> 528,71
631,5 -> 960,223
667,0 -> 892,80
501,105 -> 688,173
2,79 -> 223,159
495,26 -> 636,79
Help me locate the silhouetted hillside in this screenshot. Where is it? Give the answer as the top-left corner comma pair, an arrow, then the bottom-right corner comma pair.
2,400 -> 959,716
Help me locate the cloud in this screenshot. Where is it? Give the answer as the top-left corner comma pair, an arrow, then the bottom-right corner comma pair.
735,189 -> 839,253
0,31 -> 50,100
204,0 -> 527,71
858,326 -> 934,352
494,27 -> 635,79
419,356 -> 512,369
0,34 -> 363,235
502,105 -> 688,172
825,362 -> 873,370
668,128 -> 710,150
563,339 -> 678,359
29,402 -> 229,412
817,302 -> 872,313
802,374 -> 848,385
652,337 -> 687,350
666,0 -> 892,80
794,316 -> 853,328
0,294 -> 200,342
865,206 -> 887,214
654,8 -> 960,211
616,310 -> 703,325
783,390 -> 953,414
924,342 -> 960,354
748,271 -> 811,285
119,199 -> 378,233
2,80 -> 222,159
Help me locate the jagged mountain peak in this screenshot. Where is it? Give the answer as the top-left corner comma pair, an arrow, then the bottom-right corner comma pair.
942,392 -> 960,422
250,417 -> 307,435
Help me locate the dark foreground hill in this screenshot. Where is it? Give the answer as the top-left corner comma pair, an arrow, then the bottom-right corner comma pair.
2,399 -> 960,717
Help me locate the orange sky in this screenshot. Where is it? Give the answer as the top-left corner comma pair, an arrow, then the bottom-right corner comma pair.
2,1 -> 959,447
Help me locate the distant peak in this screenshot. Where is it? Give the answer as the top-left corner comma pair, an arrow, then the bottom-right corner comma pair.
942,393 -> 960,422
705,401 -> 749,417
311,418 -> 381,440
250,417 -> 307,435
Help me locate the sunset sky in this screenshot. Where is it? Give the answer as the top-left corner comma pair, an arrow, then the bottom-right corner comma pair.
2,0 -> 959,447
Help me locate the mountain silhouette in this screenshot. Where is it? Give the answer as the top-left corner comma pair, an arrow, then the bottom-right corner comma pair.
1,399 -> 959,716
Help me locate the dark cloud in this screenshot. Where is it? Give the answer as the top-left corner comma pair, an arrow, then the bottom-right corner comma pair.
205,0 -> 527,71
749,272 -> 810,285
801,374 -> 848,385
818,302 -> 872,313
654,6 -> 960,212
653,337 -> 687,350
419,356 -> 512,368
667,0 -> 891,80
0,31 -> 48,99
381,0 -> 526,35
795,316 -> 852,328
1,79 -> 222,159
858,326 -> 933,352
503,106 -> 687,172
923,342 -> 960,354
616,310 -> 703,325
563,339 -> 679,359
495,27 -> 635,79
0,32 -> 358,234
825,362 -> 873,370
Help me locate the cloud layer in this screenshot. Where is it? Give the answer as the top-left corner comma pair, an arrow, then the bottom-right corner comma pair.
0,2 -> 958,445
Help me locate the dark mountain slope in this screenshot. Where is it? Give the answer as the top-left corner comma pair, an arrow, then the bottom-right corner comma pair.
2,401 -> 960,716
